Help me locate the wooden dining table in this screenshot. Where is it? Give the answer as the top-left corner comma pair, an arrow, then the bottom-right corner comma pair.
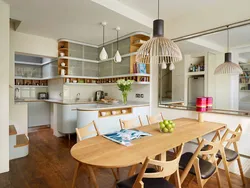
70,118 -> 226,188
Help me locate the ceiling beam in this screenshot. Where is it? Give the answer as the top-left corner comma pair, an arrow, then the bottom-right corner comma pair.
91,0 -> 153,29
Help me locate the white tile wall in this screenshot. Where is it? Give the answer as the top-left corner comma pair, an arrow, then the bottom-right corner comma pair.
102,84 -> 150,102
63,85 -> 102,101
16,87 -> 48,99
48,79 -> 64,100
62,84 -> 150,102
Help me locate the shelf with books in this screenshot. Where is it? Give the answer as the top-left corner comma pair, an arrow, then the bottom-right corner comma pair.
130,34 -> 150,75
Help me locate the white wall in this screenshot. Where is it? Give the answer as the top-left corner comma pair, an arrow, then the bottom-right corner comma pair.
150,5 -> 250,177
0,0 -> 10,173
9,30 -> 57,137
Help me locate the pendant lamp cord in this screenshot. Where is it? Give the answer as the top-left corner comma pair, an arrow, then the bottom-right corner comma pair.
158,0 -> 160,19
117,29 -> 119,51
103,25 -> 105,47
227,25 -> 229,52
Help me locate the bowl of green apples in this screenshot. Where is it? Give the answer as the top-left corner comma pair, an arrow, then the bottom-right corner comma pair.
159,120 -> 176,133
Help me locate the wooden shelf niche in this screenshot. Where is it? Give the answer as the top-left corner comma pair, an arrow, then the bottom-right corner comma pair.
98,108 -> 132,118
15,79 -> 48,86
63,75 -> 150,85
130,34 -> 150,74
58,41 -> 69,75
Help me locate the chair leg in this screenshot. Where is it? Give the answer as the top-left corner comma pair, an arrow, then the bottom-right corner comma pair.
237,157 -> 247,186
72,162 -> 81,188
215,167 -> 222,188
223,160 -> 233,188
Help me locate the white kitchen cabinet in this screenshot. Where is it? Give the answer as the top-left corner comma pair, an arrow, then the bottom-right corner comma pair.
28,102 -> 50,127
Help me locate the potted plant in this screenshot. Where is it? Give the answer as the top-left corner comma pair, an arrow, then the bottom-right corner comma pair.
117,79 -> 134,104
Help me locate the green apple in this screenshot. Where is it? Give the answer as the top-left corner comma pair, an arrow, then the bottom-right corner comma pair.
169,128 -> 174,133
165,124 -> 172,130
168,120 -> 173,124
163,120 -> 168,125
172,123 -> 176,128
162,127 -> 169,133
159,122 -> 165,129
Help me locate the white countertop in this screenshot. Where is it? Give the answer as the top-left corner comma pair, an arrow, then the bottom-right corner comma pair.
15,99 -> 149,108
76,101 -> 150,111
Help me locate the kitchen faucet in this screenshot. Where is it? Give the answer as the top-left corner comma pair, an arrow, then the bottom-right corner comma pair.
76,93 -> 80,101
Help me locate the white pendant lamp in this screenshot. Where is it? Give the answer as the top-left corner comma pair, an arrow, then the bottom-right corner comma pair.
99,22 -> 108,61
114,27 -> 122,63
161,61 -> 167,69
169,62 -> 175,71
214,26 -> 243,75
136,0 -> 182,66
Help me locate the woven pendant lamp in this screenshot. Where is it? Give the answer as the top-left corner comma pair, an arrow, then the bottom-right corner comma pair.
214,27 -> 243,75
136,0 -> 182,68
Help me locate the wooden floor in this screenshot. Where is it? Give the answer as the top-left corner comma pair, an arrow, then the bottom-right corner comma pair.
0,128 -> 248,188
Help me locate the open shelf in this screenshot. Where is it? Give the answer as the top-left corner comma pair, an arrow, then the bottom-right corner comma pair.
63,74 -> 150,85
98,108 -> 132,118
187,71 -> 205,76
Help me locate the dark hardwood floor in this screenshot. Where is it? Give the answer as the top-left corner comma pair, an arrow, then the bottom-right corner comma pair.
0,128 -> 248,188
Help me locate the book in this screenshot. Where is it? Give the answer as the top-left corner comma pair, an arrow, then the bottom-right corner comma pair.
137,63 -> 146,74
103,129 -> 152,146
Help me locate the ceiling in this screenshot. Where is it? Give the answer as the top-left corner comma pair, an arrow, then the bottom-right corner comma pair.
118,0 -> 219,22
4,0 -> 151,45
200,24 -> 250,49
176,41 -> 217,55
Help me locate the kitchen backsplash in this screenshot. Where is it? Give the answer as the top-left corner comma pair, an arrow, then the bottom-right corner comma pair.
62,84 -> 150,103
15,87 -> 48,99
102,84 -> 150,102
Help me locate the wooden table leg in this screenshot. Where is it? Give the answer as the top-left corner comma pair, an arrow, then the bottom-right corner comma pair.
128,165 -> 137,177
87,165 -> 99,188
72,162 -> 81,188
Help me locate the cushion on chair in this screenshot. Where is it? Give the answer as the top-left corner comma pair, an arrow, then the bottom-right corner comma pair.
217,148 -> 238,162
116,168 -> 175,188
179,152 -> 216,179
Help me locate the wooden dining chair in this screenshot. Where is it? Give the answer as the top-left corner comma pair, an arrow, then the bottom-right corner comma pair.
120,116 -> 143,129
75,120 -> 100,142
217,124 -> 246,188
179,138 -> 222,188
146,113 -> 164,125
73,121 -> 119,188
116,143 -> 184,188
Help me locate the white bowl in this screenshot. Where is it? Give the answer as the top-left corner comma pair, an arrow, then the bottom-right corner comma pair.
121,110 -> 127,114
73,80 -> 77,83
101,112 -> 106,116
61,62 -> 65,67
60,52 -> 65,57
111,111 -> 117,115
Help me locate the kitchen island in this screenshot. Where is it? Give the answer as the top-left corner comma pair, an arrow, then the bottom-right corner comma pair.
77,102 -> 150,136
48,100 -> 150,137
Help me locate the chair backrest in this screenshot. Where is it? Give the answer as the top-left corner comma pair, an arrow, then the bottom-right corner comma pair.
222,124 -> 242,147
133,144 -> 184,188
146,113 -> 164,125
120,116 -> 143,129
75,121 -> 100,141
180,134 -> 221,184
